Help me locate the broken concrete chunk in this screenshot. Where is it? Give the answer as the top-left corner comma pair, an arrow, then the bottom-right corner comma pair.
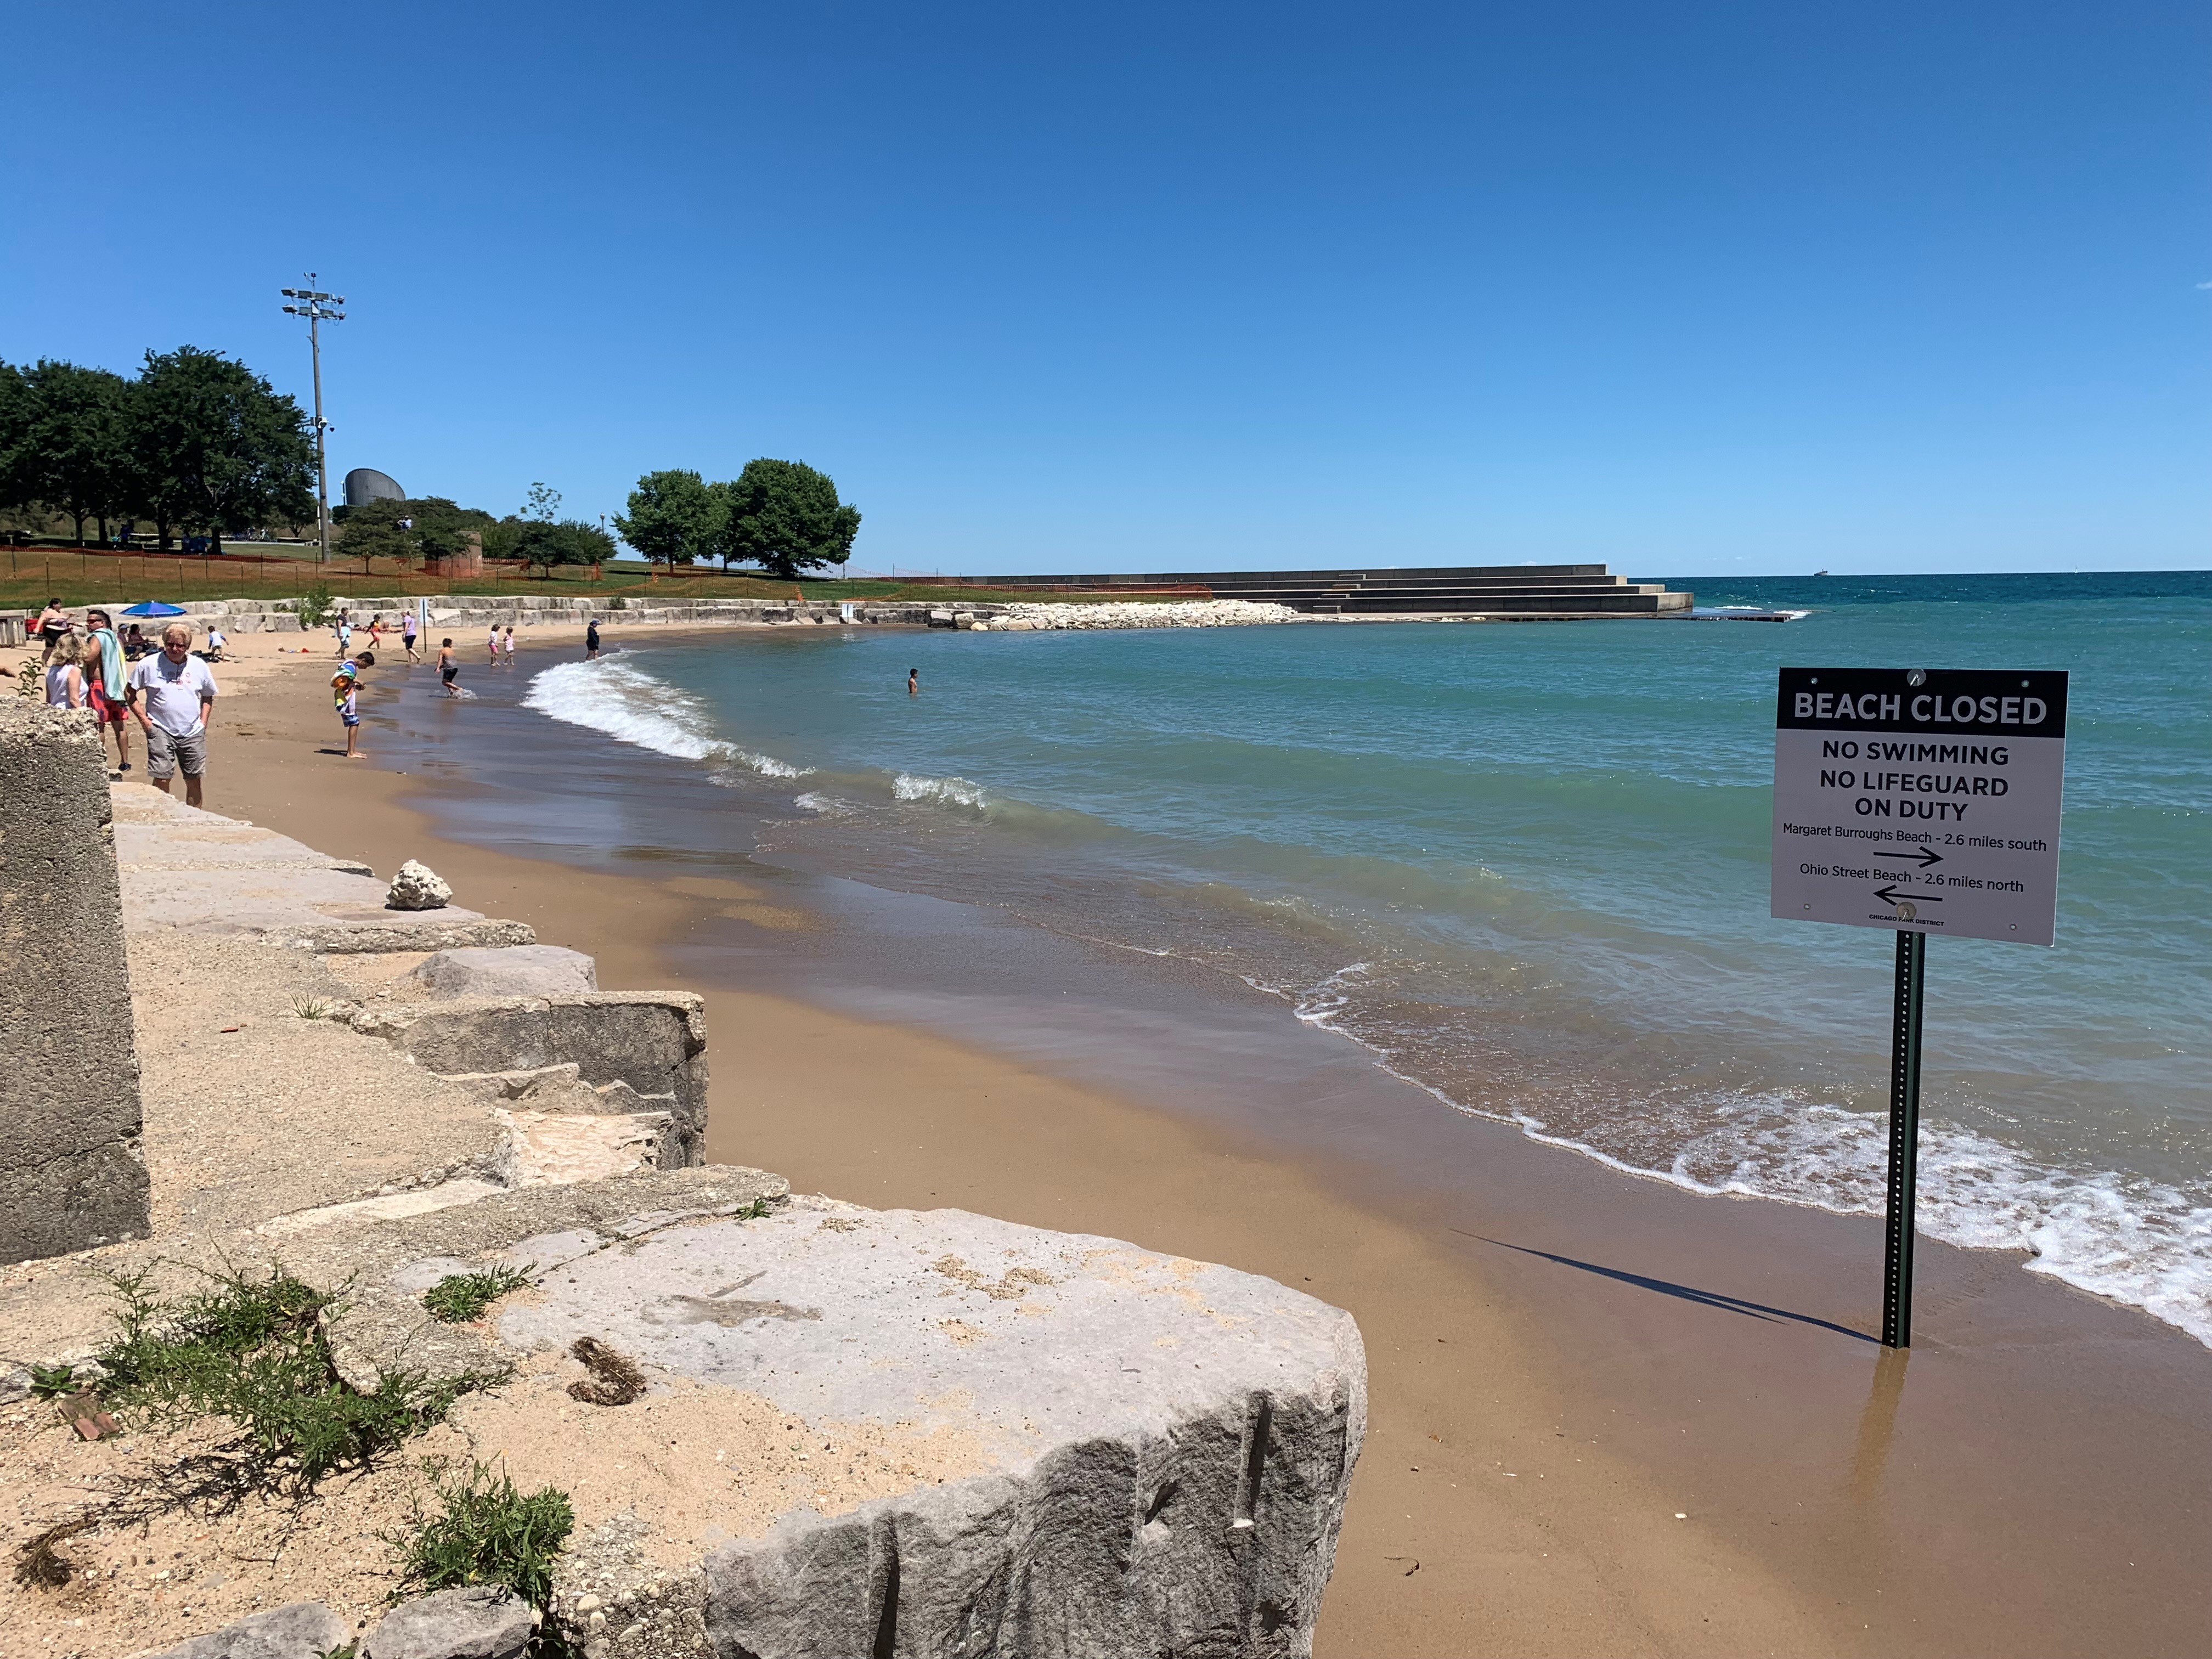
492,1108 -> 674,1186
348,994 -> 708,1165
504,1205 -> 1365,1659
139,1599 -> 348,1659
386,860 -> 454,911
361,1586 -> 538,1659
410,945 -> 598,1000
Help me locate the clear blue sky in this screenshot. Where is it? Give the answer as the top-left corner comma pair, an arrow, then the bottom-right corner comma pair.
4,2 -> 2205,575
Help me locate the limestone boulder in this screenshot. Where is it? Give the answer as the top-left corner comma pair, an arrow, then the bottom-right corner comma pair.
362,1587 -> 537,1659
140,1600 -> 348,1658
410,945 -> 599,999
387,860 -> 454,911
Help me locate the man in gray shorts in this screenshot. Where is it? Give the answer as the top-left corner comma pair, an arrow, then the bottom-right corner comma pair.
129,623 -> 218,808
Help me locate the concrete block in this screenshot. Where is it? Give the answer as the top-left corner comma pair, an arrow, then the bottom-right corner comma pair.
492,1107 -> 674,1185
0,700 -> 149,1263
411,945 -> 598,999
349,994 -> 709,1164
511,1204 -> 1366,1659
362,1587 -> 537,1659
141,1600 -> 349,1658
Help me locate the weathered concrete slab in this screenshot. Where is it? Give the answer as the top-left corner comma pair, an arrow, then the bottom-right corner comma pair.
349,995 -> 708,1164
413,944 -> 599,998
1,700 -> 149,1263
111,786 -> 533,952
499,1203 -> 1365,1658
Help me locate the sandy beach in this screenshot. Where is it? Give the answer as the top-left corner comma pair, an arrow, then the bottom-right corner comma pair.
155,624 -> 2212,1658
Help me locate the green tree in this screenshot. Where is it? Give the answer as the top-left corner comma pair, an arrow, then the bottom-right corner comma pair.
717,458 -> 860,578
128,347 -> 314,552
333,496 -> 489,574
613,469 -> 721,575
518,518 -> 615,578
334,497 -> 422,571
3,360 -> 133,545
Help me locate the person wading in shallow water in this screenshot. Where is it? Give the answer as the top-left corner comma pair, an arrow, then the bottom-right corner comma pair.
585,616 -> 601,659
909,668 -> 919,697
438,638 -> 461,697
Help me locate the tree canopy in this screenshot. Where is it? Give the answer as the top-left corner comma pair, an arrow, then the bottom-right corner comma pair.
613,469 -> 721,573
335,496 -> 490,573
128,347 -> 315,552
0,360 -> 134,544
519,518 -> 616,578
611,458 -> 861,578
717,458 -> 860,578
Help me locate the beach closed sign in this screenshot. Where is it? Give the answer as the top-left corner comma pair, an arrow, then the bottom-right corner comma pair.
1771,667 -> 2068,946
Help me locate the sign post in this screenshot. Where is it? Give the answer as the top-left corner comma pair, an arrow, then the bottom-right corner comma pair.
1771,667 -> 2068,1346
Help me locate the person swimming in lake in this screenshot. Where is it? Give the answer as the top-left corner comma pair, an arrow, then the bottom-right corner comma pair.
909,668 -> 919,696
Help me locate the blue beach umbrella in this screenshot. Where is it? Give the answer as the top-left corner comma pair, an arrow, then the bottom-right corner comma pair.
121,601 -> 187,617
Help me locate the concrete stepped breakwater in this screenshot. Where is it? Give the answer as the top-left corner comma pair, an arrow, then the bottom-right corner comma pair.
957,563 -> 1695,617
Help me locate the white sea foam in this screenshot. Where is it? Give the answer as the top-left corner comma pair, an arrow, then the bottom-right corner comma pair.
522,658 -> 810,776
893,772 -> 989,810
793,791 -> 848,815
1279,972 -> 2212,1348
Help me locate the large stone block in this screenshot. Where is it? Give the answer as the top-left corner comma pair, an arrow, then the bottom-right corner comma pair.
0,700 -> 149,1263
411,944 -> 599,999
140,1599 -> 348,1658
349,994 -> 708,1164
362,1586 -> 537,1659
507,1204 -> 1366,1658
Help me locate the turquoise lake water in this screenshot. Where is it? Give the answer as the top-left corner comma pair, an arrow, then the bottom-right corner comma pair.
520,571 -> 2212,1343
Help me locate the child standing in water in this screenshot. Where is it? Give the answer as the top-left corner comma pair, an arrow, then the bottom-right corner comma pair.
333,662 -> 363,758
909,668 -> 919,696
501,624 -> 517,665
438,639 -> 461,697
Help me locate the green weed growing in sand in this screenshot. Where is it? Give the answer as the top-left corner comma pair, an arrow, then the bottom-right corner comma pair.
293,995 -> 333,1020
733,1198 -> 774,1221
94,1265 -> 494,1489
389,1457 -> 574,1611
422,1265 -> 534,1324
26,1363 -> 80,1400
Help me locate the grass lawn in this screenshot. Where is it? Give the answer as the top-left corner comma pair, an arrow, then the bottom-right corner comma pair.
0,547 -> 1182,612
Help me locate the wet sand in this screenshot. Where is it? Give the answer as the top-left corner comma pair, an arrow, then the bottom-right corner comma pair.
185,629 -> 2212,1657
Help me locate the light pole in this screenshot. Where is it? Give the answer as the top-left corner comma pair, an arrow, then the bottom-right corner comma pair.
281,276 -> 346,563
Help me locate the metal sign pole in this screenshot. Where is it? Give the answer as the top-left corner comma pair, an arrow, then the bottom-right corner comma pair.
1882,930 -> 1927,1348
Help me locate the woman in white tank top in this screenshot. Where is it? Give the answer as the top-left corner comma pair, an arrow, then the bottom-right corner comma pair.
46,649 -> 86,708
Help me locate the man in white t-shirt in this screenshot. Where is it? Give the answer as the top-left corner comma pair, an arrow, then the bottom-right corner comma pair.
129,623 -> 219,808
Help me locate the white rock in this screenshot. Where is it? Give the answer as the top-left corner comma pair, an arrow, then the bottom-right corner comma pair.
386,859 -> 454,911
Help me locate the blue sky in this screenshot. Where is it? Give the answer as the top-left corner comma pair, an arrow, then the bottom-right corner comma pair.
4,2 -> 2204,575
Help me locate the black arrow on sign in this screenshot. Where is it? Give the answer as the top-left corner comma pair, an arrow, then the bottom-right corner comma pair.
1869,845 -> 1943,867
1873,885 -> 1940,906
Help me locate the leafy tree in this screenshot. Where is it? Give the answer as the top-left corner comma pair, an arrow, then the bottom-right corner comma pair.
334,496 -> 489,574
3,360 -> 133,545
335,497 -> 421,571
613,469 -> 721,575
717,458 -> 860,578
523,482 -> 561,523
518,518 -> 615,578
128,347 -> 314,551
